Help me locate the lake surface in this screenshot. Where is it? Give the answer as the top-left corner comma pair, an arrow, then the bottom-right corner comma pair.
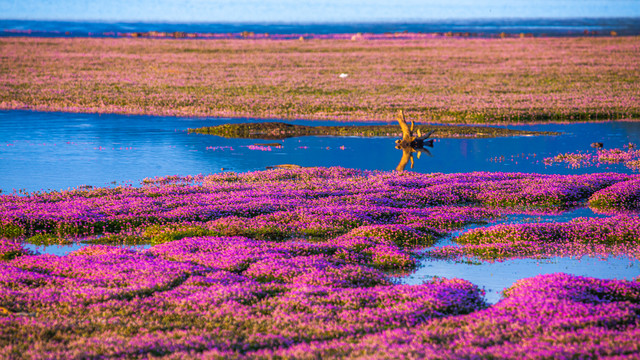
2,110 -> 640,193
3,109 -> 639,303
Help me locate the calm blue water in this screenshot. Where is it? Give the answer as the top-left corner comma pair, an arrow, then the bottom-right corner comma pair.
410,255 -> 638,303
2,110 -> 640,193
2,18 -> 640,37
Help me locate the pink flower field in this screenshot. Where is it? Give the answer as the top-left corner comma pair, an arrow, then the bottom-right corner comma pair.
1,36 -> 638,122
1,167 -> 639,358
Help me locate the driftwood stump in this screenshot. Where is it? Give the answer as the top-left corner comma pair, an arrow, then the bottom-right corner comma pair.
395,110 -> 435,171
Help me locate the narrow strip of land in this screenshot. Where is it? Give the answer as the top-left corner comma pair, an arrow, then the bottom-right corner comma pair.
1,36 -> 638,123
189,122 -> 559,139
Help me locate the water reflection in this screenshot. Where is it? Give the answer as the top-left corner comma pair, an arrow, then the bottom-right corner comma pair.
396,146 -> 432,171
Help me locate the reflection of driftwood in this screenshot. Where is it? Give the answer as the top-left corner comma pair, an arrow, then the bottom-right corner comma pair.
395,110 -> 435,171
396,147 -> 432,171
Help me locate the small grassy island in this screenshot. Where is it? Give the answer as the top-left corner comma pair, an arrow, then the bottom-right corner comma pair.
189,122 -> 559,139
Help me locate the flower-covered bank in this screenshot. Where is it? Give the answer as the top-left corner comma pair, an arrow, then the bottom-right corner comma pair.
1,36 -> 639,122
1,167 -> 639,358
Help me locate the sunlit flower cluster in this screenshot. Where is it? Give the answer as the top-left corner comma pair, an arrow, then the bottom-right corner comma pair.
545,144 -> 640,171
0,238 -> 33,260
428,214 -> 640,261
0,168 -> 631,241
589,178 -> 640,211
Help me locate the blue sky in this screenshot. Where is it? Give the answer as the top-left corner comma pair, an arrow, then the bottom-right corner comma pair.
1,0 -> 639,22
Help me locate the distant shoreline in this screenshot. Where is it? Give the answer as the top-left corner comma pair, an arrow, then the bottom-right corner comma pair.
2,18 -> 640,38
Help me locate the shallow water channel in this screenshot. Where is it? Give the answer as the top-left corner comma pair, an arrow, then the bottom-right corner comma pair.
3,110 -> 640,303
406,207 -> 640,303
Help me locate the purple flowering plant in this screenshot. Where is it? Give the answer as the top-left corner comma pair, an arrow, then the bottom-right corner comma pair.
1,167 -> 639,358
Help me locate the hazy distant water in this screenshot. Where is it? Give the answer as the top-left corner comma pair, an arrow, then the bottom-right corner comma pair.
2,18 -> 640,37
